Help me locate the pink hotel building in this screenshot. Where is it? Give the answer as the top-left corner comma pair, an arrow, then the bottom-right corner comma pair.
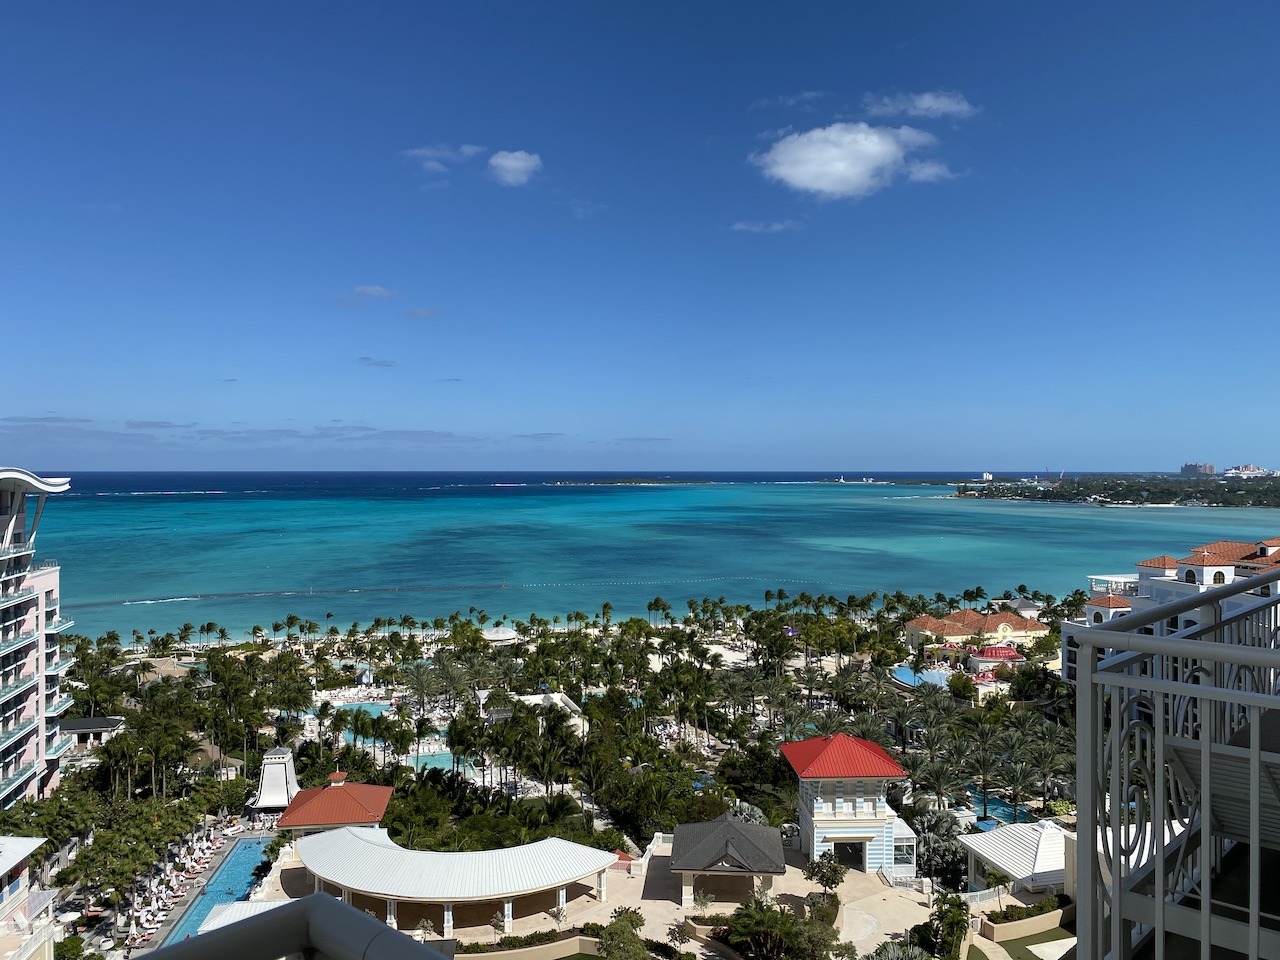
0,468 -> 73,806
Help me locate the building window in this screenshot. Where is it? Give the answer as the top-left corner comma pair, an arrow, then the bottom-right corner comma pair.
1185,570 -> 1197,583
1166,616 -> 1179,631
1263,585 -> 1272,597
1092,612 -> 1103,624
1212,571 -> 1226,585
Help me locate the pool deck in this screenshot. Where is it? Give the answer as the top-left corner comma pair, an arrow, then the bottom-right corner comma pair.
135,830 -> 275,955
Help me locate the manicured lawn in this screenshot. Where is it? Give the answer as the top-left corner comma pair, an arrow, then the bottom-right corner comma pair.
967,946 -> 991,960
999,923 -> 1076,960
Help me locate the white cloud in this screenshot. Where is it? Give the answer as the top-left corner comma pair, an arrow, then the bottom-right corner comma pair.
752,91 -> 825,110
488,150 -> 543,186
864,91 -> 976,119
570,199 -> 604,220
402,143 -> 486,175
907,160 -> 955,183
731,220 -> 802,234
354,285 -> 398,298
753,122 -> 936,199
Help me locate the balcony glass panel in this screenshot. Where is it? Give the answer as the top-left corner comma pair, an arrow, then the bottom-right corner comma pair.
0,718 -> 38,753
0,633 -> 37,658
0,676 -> 37,704
0,762 -> 38,800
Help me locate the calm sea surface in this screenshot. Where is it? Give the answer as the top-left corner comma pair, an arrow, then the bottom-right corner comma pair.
32,472 -> 1280,640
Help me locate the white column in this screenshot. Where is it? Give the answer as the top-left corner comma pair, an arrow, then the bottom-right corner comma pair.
503,898 -> 513,934
313,874 -> 321,893
596,870 -> 608,902
557,887 -> 566,911
680,873 -> 694,908
758,874 -> 774,898
341,888 -> 351,905
443,903 -> 454,938
387,899 -> 397,929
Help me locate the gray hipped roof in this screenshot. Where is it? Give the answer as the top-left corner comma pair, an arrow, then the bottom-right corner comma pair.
670,814 -> 785,875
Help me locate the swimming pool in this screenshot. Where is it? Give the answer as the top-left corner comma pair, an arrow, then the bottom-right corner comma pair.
965,787 -> 1037,825
890,665 -> 953,688
158,837 -> 270,946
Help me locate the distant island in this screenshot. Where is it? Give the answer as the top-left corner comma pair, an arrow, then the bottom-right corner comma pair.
958,475 -> 1280,508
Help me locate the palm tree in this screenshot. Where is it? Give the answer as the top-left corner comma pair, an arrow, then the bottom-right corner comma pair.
966,750 -> 1002,820
1002,761 -> 1038,824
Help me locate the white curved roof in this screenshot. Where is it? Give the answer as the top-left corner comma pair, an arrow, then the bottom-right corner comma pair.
297,827 -> 617,902
0,468 -> 70,493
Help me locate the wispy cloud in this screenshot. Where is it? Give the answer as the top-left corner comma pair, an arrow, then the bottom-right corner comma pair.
1,415 -> 91,424
358,356 -> 396,368
753,122 -> 939,199
615,436 -> 672,443
354,284 -> 398,298
488,150 -> 543,186
436,377 -> 464,383
570,199 -> 604,220
402,143 -> 486,175
126,420 -> 195,429
219,378 -> 238,383
752,91 -> 825,111
405,308 -> 436,319
756,126 -> 794,141
731,219 -> 802,234
906,159 -> 956,182
863,90 -> 977,119
513,432 -> 565,441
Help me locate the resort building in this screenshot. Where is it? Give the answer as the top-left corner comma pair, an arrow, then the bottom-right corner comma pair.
1069,556 -> 1280,959
60,716 -> 125,765
0,468 -> 74,807
670,813 -> 785,906
904,609 -> 1048,650
780,733 -> 915,876
0,835 -> 58,960
295,827 -> 615,936
958,820 -> 1068,896
276,771 -> 392,839
1063,534 -> 1280,685
249,747 -> 302,812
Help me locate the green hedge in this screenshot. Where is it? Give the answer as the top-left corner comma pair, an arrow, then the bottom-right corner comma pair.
986,894 -> 1070,924
688,913 -> 733,926
456,930 -> 562,952
645,941 -> 696,960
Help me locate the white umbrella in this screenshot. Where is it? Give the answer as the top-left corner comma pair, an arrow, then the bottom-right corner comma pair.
130,919 -> 138,938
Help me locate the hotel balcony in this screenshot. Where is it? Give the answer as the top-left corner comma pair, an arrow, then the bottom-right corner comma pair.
0,632 -> 39,657
0,675 -> 37,706
0,542 -> 35,563
147,893 -> 450,960
44,694 -> 72,716
44,736 -> 72,760
43,617 -> 73,633
0,762 -> 39,806
0,587 -> 36,611
1070,564 -> 1280,960
43,656 -> 71,676
0,718 -> 38,754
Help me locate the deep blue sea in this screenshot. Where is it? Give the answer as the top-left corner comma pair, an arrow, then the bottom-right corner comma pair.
30,471 -> 1280,640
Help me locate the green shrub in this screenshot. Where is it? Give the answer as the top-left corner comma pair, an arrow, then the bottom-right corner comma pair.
54,936 -> 84,960
497,930 -> 560,949
805,892 -> 839,926
986,894 -> 1069,924
582,922 -> 605,937
688,913 -> 733,926
458,944 -> 489,954
1045,800 -> 1074,817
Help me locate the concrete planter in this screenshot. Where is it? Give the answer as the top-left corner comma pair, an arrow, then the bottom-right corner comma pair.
460,935 -> 601,959
684,921 -> 746,960
979,903 -> 1075,942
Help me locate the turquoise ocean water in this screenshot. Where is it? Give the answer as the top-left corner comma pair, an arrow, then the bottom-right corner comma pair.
32,471 -> 1280,641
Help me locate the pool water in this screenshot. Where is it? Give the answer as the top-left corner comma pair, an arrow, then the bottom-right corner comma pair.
318,702 -> 456,769
159,837 -> 270,946
891,665 -> 953,688
965,787 -> 1037,825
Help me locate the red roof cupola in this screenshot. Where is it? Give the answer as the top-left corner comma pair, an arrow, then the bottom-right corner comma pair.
779,733 -> 906,780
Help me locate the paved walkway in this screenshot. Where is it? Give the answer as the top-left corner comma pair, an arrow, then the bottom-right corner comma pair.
970,934 -> 1015,960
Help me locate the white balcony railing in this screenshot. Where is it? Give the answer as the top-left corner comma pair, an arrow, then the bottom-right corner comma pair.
1069,564 -> 1280,960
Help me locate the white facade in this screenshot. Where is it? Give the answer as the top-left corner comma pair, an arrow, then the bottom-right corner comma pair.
0,469 -> 73,807
796,776 -> 914,876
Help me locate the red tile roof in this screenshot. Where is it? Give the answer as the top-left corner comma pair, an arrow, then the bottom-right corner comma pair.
277,781 -> 393,830
780,734 -> 906,780
1190,541 -> 1259,561
907,610 -> 1046,637
1178,552 -> 1241,567
977,646 -> 1026,660
1136,555 -> 1179,569
1087,595 -> 1131,608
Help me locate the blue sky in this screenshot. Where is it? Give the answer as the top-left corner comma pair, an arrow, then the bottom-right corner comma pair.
3,3 -> 1277,472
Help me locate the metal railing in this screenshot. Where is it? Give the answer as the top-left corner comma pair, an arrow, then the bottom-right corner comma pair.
0,718 -> 38,753
0,762 -> 39,800
0,632 -> 37,657
44,618 -> 73,633
146,893 -> 452,960
0,675 -> 37,704
0,543 -> 35,562
1070,563 -> 1280,960
44,736 -> 73,759
0,588 -> 36,610
44,695 -> 73,716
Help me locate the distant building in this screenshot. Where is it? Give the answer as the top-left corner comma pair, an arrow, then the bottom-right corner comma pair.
0,468 -> 74,806
0,835 -> 57,960
249,747 -> 301,811
904,609 -> 1049,649
1180,462 -> 1215,476
1062,534 -> 1280,684
276,771 -> 393,839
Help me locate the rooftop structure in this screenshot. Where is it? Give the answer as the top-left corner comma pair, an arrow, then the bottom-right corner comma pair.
670,813 -> 785,906
959,820 -> 1067,894
276,771 -> 389,830
296,827 -> 615,935
0,468 -> 74,807
904,609 -> 1048,648
780,734 -> 913,874
1180,462 -> 1215,476
1067,562 -> 1280,959
0,833 -> 57,960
